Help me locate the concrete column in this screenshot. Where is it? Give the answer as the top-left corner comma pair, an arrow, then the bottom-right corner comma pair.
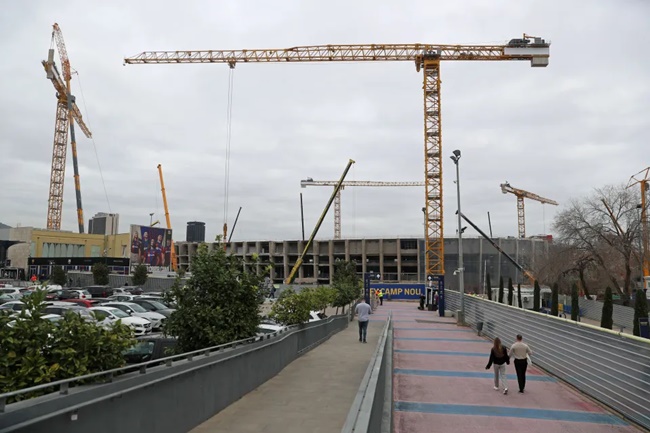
397,239 -> 402,282
361,239 -> 367,274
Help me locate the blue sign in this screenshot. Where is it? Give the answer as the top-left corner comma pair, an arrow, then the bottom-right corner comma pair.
370,283 -> 425,300
639,317 -> 649,339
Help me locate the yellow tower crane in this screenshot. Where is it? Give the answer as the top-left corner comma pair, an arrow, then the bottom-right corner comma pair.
500,182 -> 558,238
43,23 -> 92,232
157,164 -> 178,271
627,167 -> 650,290
125,35 -> 550,279
300,179 -> 424,239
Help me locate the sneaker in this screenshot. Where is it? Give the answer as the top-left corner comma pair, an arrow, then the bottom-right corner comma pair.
363,340 -> 367,343
503,389 -> 508,395
518,390 -> 524,394
359,338 -> 362,342
493,386 -> 499,391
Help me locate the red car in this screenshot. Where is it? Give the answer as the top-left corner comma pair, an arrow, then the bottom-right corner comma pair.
62,299 -> 97,308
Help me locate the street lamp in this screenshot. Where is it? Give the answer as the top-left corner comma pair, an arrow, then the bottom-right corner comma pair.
450,149 -> 465,324
149,213 -> 154,226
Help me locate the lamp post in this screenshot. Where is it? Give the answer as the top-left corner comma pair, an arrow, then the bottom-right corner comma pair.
450,149 -> 465,323
149,213 -> 154,226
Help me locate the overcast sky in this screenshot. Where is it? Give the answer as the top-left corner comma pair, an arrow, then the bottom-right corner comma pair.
1,0 -> 648,243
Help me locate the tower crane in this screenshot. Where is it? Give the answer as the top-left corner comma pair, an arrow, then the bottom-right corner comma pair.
157,164 -> 178,271
500,182 -> 558,238
43,23 -> 92,233
300,179 -> 424,239
627,167 -> 650,289
125,35 -> 550,279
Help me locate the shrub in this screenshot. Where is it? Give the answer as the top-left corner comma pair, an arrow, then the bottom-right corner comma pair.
551,283 -> 559,316
507,278 -> 514,306
92,262 -> 109,285
571,283 -> 579,321
517,283 -> 522,308
600,287 -> 613,329
132,264 -> 148,286
332,260 -> 361,313
498,277 -> 504,304
633,289 -> 649,337
50,266 -> 67,286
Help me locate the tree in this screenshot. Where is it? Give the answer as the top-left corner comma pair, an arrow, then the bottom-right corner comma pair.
551,283 -> 559,316
507,278 -> 514,306
0,292 -> 134,399
270,288 -> 313,325
633,289 -> 649,337
307,286 -> 336,314
50,266 -> 67,286
132,264 -> 148,286
600,287 -> 613,329
498,276 -> 504,304
553,185 -> 643,303
571,283 -> 579,321
92,262 -> 109,285
486,273 -> 492,301
517,283 -> 522,308
163,244 -> 264,353
332,260 -> 361,313
533,280 -> 541,311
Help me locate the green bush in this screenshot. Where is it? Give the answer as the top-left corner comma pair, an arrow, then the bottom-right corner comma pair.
306,286 -> 336,313
270,288 -> 313,326
551,283 -> 559,316
633,289 -> 649,337
498,277 -> 504,304
571,283 -> 579,321
92,262 -> 109,285
163,244 -> 263,353
0,292 -> 134,400
507,278 -> 514,306
332,260 -> 361,313
600,287 -> 613,329
132,264 -> 148,286
50,266 -> 67,286
486,273 -> 492,301
517,284 -> 522,308
533,280 -> 541,311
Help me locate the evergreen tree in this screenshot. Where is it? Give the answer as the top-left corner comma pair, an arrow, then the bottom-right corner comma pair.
498,276 -> 504,304
332,260 -> 361,314
507,278 -> 514,306
633,289 -> 649,337
132,264 -> 148,286
533,280 -> 541,311
517,283 -> 522,308
92,263 -> 109,285
600,287 -> 613,329
50,266 -> 67,286
486,273 -> 492,301
571,283 -> 579,321
551,283 -> 559,316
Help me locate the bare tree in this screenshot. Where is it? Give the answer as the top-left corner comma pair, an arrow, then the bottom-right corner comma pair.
553,184 -> 642,302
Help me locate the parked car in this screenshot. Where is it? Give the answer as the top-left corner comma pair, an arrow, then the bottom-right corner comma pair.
0,293 -> 22,304
85,285 -> 113,298
123,335 -> 178,364
102,302 -> 166,330
106,294 -> 140,302
61,298 -> 102,308
42,305 -> 95,322
123,286 -> 144,295
257,323 -> 286,336
0,288 -> 22,297
89,307 -> 152,336
130,299 -> 176,318
59,289 -> 92,300
0,301 -> 25,313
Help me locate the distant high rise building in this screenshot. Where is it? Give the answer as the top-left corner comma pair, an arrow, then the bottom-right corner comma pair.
186,221 -> 206,243
88,213 -> 119,235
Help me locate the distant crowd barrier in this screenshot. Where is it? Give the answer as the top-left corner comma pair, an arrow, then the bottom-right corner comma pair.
341,314 -> 393,433
446,290 -> 650,430
0,315 -> 348,433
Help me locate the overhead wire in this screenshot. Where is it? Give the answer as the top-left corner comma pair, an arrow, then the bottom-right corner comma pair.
223,68 -> 235,233
74,73 -> 112,213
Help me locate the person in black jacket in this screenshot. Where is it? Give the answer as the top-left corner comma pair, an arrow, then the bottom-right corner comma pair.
485,337 -> 510,395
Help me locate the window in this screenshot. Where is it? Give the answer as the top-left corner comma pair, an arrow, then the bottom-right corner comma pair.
90,245 -> 101,257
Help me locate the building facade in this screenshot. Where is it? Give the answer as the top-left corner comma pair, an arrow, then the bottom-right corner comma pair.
186,221 -> 206,243
175,236 -> 549,291
88,212 -> 120,235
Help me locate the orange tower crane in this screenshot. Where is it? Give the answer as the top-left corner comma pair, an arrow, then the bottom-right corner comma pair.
627,167 -> 650,289
500,182 -> 558,238
43,23 -> 92,233
125,35 -> 550,279
300,179 -> 424,239
157,164 -> 178,271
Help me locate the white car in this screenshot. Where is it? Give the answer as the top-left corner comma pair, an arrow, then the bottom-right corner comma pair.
89,306 -> 152,336
102,302 -> 166,330
0,288 -> 22,297
106,294 -> 139,302
309,311 -> 325,322
0,301 -> 26,313
258,323 -> 286,335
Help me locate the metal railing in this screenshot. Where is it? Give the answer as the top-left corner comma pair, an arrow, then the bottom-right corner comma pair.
446,290 -> 650,430
341,313 -> 393,433
0,323 -> 298,412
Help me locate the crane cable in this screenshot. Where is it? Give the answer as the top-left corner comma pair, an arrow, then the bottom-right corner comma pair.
223,68 -> 235,235
75,73 -> 112,213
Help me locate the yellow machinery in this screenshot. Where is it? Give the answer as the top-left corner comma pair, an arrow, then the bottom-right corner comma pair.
43,23 -> 92,232
157,164 -> 178,271
125,35 -> 550,278
500,182 -> 558,238
300,179 -> 424,239
285,160 -> 355,284
628,167 -> 650,288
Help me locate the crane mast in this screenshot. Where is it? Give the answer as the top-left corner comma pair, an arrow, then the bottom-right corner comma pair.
500,182 -> 558,238
300,179 -> 424,239
157,164 -> 178,271
44,23 -> 91,232
125,36 -> 550,279
627,167 -> 650,288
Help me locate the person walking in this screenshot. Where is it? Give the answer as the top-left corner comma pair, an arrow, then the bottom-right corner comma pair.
378,289 -> 384,306
355,298 -> 372,343
510,334 -> 533,393
485,337 -> 510,394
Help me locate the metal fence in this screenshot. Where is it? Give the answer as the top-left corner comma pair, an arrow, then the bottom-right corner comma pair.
341,314 -> 392,433
577,298 -> 637,331
67,272 -> 185,292
446,290 -> 650,430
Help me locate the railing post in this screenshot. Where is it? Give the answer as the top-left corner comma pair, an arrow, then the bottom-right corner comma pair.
60,382 -> 69,395
0,397 -> 6,413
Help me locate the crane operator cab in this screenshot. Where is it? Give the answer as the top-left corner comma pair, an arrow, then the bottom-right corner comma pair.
507,38 -> 530,47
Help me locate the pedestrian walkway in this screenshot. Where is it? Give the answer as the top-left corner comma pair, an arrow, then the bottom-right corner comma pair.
190,315 -> 384,433
385,301 -> 644,433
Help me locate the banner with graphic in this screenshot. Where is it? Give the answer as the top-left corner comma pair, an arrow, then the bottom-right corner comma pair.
370,283 -> 425,300
129,225 -> 173,268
